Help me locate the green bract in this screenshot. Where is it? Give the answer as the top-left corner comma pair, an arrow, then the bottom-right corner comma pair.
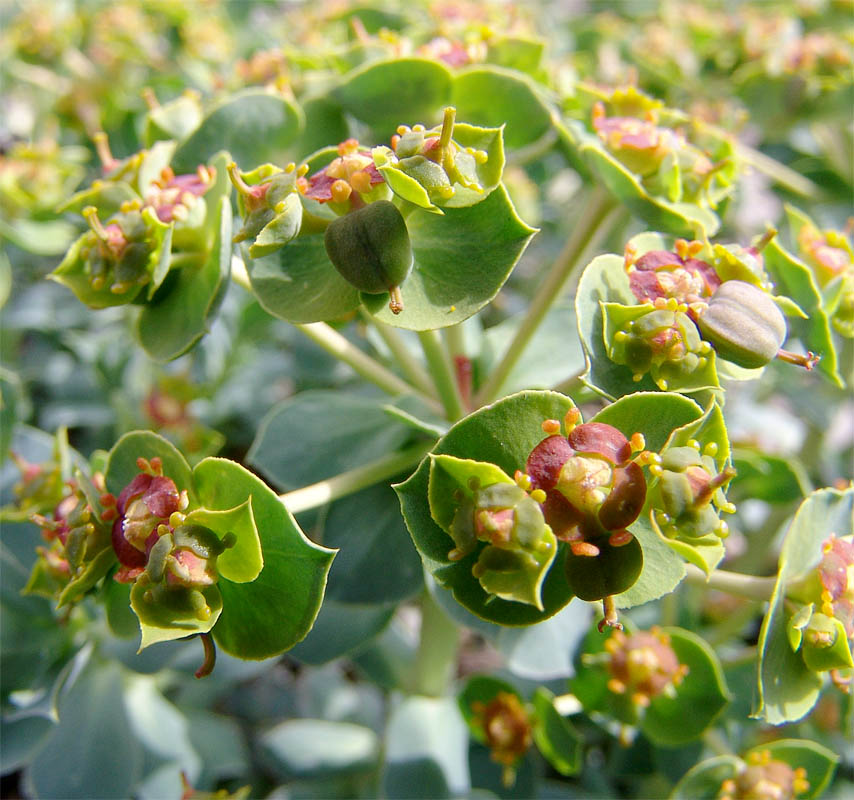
428,455 -> 557,610
103,431 -> 334,657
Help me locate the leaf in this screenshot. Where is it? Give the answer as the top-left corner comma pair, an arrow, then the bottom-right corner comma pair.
26,656 -> 143,800
332,58 -> 453,135
288,598 -> 395,665
670,754 -> 743,799
104,430 -> 196,503
396,390 -> 574,625
451,66 -> 554,149
730,447 -> 810,504
0,217 -> 79,256
136,194 -> 232,361
382,696 -> 470,800
259,719 -> 379,780
315,482 -> 424,605
578,135 -> 721,237
192,458 -> 335,660
532,687 -> 582,776
143,94 -> 203,146
248,390 -> 413,491
764,238 -> 843,387
641,628 -> 730,746
185,497 -> 263,584
171,90 -> 303,173
243,234 -> 362,324
361,184 -> 536,330
755,486 -> 854,723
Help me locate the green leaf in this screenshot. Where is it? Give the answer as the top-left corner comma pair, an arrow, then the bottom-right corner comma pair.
669,754 -> 743,799
57,180 -> 140,217
288,599 -> 395,665
248,390 -> 413,491
136,193 -> 231,361
0,217 -> 79,256
104,430 -> 196,504
451,66 -> 554,149
577,131 -> 721,237
332,58 -> 453,135
26,656 -> 143,800
314,482 -> 424,605
382,696 -> 470,800
428,454 -> 514,533
131,581 -> 223,649
641,628 -> 730,746
244,234 -> 362,323
397,390 -> 574,625
755,487 -> 854,723
532,687 -> 582,776
259,719 -> 379,780
765,238 -> 843,387
143,93 -> 203,146
192,458 -> 335,660
171,90 -> 303,173
185,497 -> 263,584
362,184 -> 536,329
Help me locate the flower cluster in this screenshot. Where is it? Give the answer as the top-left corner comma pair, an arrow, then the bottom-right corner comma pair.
718,749 -> 810,800
470,691 -> 533,787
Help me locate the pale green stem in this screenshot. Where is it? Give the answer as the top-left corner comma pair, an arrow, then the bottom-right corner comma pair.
684,564 -> 776,602
417,329 -> 465,422
550,367 -> 586,396
370,317 -> 437,398
474,186 -> 618,406
735,142 -> 819,199
231,257 -> 443,413
411,587 -> 460,697
280,442 -> 431,514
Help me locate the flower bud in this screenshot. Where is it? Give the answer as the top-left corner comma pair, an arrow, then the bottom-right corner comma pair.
605,627 -> 689,710
470,691 -> 532,788
718,750 -> 810,800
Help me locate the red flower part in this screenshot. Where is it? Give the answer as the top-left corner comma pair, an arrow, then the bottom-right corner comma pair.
303,143 -> 385,205
525,434 -> 573,490
526,422 -> 647,542
628,248 -> 721,306
146,165 -> 215,223
568,422 -> 633,464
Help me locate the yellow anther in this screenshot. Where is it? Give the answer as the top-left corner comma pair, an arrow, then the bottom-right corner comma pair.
349,170 -> 372,194
396,125 -> 409,135
330,179 -> 352,204
530,489 -> 546,504
629,433 -> 646,452
632,373 -> 644,382
297,164 -> 309,177
703,441 -> 718,457
412,124 -> 425,132
687,439 -> 700,450
564,407 -> 581,431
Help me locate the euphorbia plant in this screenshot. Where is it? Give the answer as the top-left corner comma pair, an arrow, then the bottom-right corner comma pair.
1,1 -> 852,799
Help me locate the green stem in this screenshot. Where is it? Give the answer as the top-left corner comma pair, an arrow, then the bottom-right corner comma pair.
684,564 -> 776,601
417,329 -> 465,422
280,441 -> 431,514
231,257 -> 442,413
474,186 -> 618,406
550,367 -> 586,396
369,316 -> 437,399
411,587 -> 460,697
735,141 -> 819,199
298,323 -> 443,413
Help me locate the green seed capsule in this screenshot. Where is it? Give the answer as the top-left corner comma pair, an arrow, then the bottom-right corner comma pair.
696,280 -> 786,369
324,200 -> 413,314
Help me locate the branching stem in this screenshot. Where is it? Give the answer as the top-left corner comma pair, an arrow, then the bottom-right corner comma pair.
475,186 -> 618,406
280,441 -> 431,514
684,564 -> 776,601
417,329 -> 466,422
